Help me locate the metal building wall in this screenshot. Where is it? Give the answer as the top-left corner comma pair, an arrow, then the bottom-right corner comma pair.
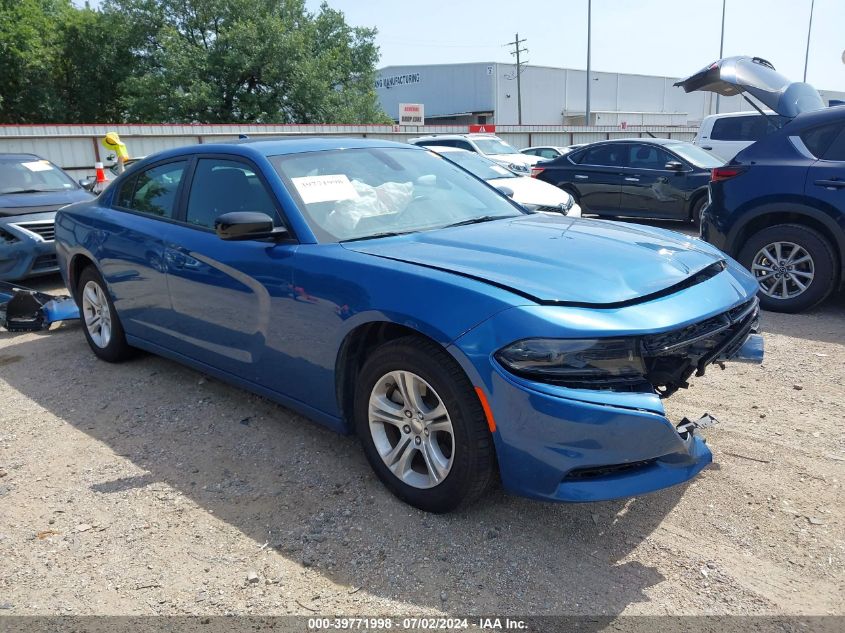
0,124 -> 696,178
375,63 -> 496,121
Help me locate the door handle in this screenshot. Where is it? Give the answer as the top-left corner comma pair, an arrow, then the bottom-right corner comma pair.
624,177 -> 640,182
814,179 -> 845,189
574,174 -> 589,179
701,146 -> 713,150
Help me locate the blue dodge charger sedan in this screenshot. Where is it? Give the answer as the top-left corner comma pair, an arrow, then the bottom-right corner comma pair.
55,138 -> 763,513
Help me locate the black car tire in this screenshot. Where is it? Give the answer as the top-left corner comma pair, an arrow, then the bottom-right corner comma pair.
738,223 -> 837,313
77,266 -> 136,362
355,336 -> 496,513
690,196 -> 707,224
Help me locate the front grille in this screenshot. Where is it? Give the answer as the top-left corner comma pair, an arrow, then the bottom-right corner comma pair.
536,205 -> 565,213
642,297 -> 758,357
15,221 -> 56,242
32,254 -> 58,271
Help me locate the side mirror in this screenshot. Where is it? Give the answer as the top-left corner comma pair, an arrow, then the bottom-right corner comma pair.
665,161 -> 685,172
79,178 -> 95,191
496,186 -> 515,199
215,212 -> 288,241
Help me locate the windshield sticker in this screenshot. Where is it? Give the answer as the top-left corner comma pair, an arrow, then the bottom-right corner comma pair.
490,165 -> 510,175
21,160 -> 53,172
291,174 -> 359,204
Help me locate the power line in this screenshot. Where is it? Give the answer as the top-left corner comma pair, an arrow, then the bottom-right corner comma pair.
504,33 -> 528,124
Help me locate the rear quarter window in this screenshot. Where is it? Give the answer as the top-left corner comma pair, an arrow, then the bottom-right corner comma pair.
800,123 -> 845,160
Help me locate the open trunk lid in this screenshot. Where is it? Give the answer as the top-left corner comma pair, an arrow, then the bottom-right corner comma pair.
674,56 -> 825,118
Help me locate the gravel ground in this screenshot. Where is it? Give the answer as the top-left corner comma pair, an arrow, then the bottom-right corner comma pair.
1,236 -> 843,618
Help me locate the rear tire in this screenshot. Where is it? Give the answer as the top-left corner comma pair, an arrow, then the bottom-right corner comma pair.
354,336 -> 496,513
737,223 -> 837,313
690,195 -> 707,224
77,266 -> 135,362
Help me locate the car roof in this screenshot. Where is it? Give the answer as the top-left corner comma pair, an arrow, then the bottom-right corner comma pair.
702,110 -> 776,121
791,104 -> 845,128
575,138 -> 688,147
424,145 -> 466,153
127,137 -> 419,166
0,153 -> 42,161
410,133 -> 498,142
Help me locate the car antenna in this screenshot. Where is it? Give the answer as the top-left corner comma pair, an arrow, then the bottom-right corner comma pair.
238,134 -> 249,139
645,130 -> 657,138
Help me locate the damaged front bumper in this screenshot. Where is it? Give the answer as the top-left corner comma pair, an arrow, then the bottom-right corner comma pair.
0,211 -> 59,281
0,281 -> 79,331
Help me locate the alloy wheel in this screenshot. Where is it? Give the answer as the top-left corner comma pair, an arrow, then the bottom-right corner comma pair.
751,241 -> 815,300
81,280 -> 112,348
368,370 -> 455,489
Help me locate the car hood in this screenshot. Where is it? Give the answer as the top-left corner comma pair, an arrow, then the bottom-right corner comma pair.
489,153 -> 540,166
488,176 -> 571,207
343,214 -> 727,306
674,56 -> 824,118
0,188 -> 93,217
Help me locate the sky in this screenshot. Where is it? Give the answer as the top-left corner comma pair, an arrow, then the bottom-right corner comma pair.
75,0 -> 845,91
303,0 -> 845,91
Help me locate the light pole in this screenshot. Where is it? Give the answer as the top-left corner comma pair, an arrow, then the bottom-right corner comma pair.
715,0 -> 726,114
803,0 -> 815,82
585,0 -> 592,125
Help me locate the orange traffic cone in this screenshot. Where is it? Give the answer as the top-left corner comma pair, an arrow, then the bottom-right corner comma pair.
93,162 -> 107,194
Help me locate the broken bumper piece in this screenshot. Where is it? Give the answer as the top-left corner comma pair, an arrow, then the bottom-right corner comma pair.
0,281 -> 79,331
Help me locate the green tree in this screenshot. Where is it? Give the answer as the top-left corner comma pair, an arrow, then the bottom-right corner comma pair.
0,0 -> 68,122
109,0 -> 389,124
53,5 -> 140,122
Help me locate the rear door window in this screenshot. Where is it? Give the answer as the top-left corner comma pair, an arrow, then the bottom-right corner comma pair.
578,145 -> 628,167
117,161 -> 187,219
822,127 -> 845,161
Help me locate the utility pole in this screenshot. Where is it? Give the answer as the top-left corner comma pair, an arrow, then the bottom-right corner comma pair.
585,0 -> 592,125
505,33 -> 528,124
803,0 -> 815,82
715,0 -> 726,114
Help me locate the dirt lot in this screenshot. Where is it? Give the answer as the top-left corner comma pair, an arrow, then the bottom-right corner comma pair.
1,249 -> 843,618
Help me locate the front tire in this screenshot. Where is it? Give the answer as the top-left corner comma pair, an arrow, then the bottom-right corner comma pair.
355,336 -> 496,513
738,223 -> 837,313
77,266 -> 135,362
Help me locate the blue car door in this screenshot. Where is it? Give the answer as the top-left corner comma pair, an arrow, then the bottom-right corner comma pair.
161,155 -> 300,391
100,158 -> 189,342
805,122 -> 845,216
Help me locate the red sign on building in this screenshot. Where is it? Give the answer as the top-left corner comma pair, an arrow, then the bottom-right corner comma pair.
468,124 -> 496,133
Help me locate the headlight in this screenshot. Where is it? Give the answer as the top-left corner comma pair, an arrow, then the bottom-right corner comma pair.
495,338 -> 645,385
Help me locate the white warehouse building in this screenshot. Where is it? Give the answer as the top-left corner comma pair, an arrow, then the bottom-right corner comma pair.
375,62 -> 845,127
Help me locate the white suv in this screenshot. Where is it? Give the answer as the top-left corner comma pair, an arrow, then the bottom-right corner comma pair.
694,111 -> 787,161
409,134 -> 540,174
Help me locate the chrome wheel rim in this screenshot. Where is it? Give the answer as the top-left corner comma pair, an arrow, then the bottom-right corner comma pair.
368,370 -> 455,489
751,241 -> 814,300
81,280 -> 112,348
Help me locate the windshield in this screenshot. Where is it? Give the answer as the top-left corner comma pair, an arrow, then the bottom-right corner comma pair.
440,150 -> 519,180
271,147 -> 524,243
473,138 -> 519,155
666,144 -> 724,168
0,158 -> 78,194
